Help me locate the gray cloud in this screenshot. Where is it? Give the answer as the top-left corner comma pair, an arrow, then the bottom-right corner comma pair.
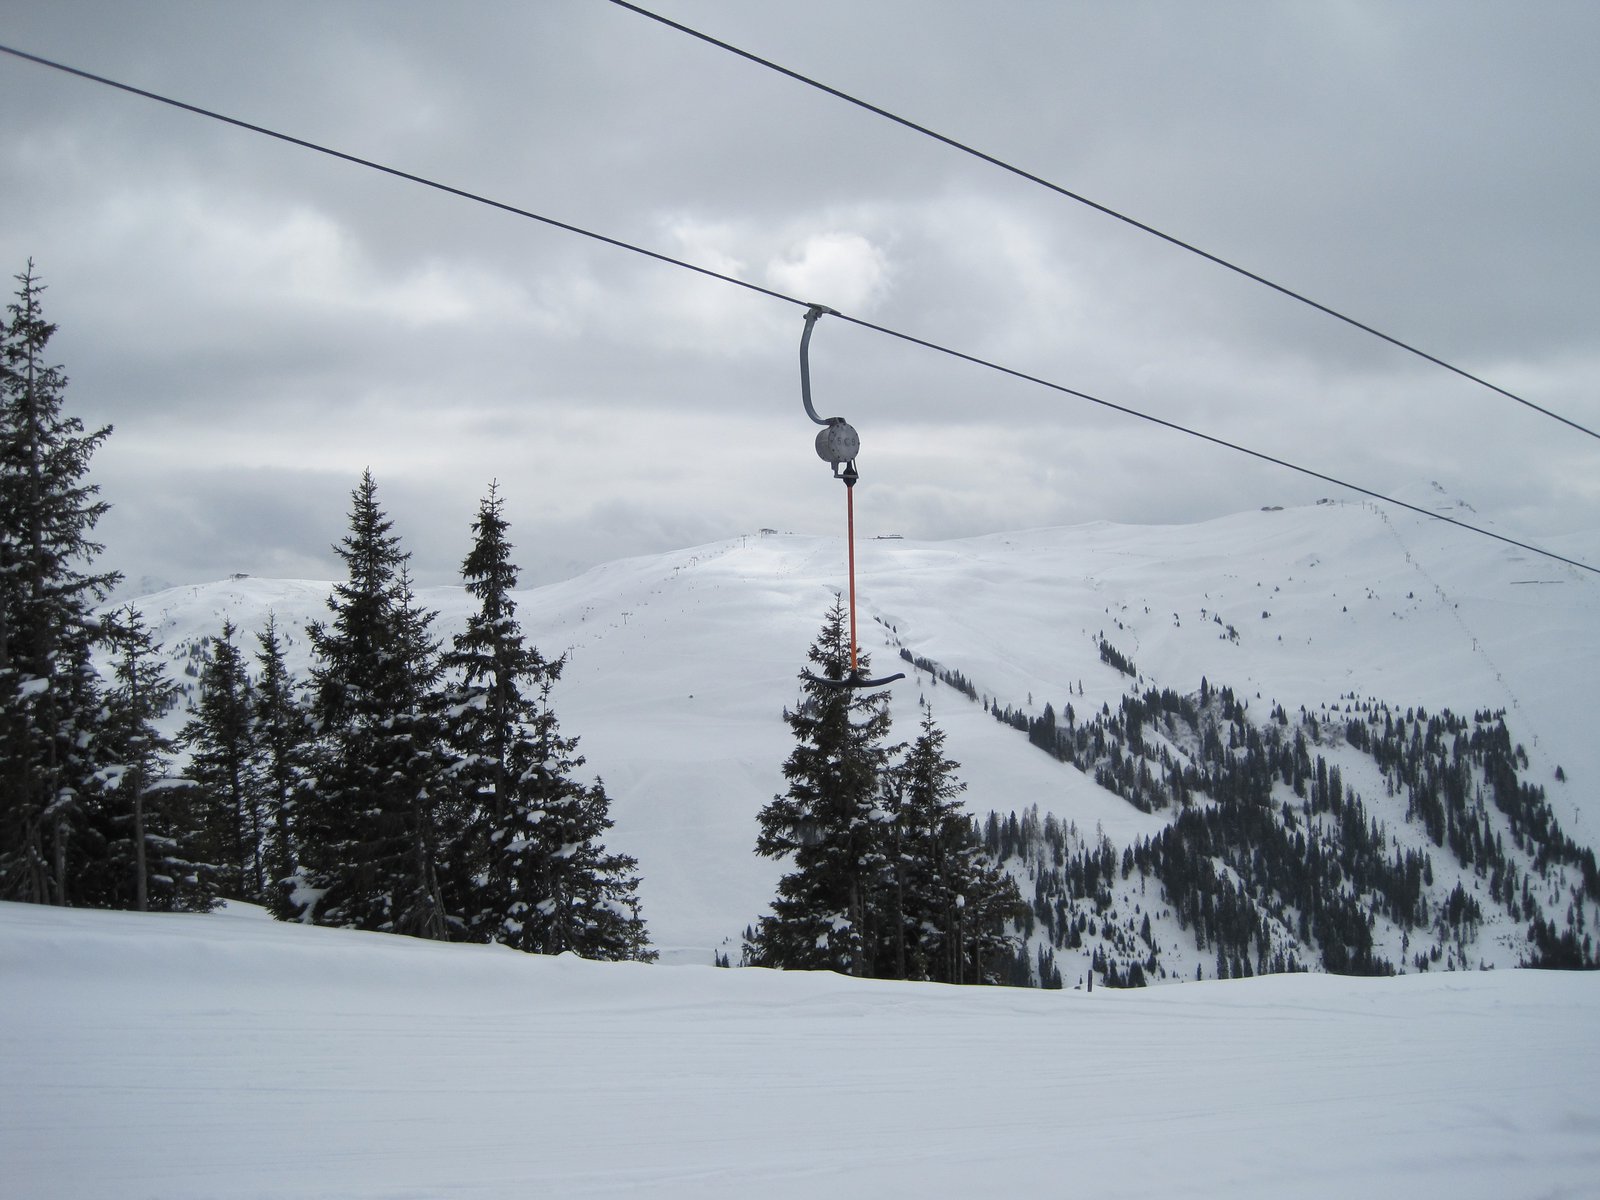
3,0 -> 1597,600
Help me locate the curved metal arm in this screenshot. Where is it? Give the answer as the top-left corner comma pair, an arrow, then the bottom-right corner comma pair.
799,304 -> 842,427
803,668 -> 906,691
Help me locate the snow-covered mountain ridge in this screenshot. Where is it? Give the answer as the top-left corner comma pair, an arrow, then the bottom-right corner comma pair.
107,494 -> 1600,976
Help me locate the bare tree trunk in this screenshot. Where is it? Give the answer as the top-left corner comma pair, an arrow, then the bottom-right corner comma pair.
50,815 -> 66,906
848,878 -> 864,977
133,776 -> 147,912
893,866 -> 906,981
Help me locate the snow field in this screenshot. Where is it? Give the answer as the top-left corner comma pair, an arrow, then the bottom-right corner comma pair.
3,899 -> 1598,1199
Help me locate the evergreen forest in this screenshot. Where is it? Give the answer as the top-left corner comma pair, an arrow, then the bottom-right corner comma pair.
901,642 -> 1599,985
0,266 -> 650,961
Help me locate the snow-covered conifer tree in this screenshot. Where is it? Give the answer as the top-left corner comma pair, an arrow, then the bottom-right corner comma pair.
747,596 -> 895,976
0,262 -> 120,905
445,485 -> 652,960
181,620 -> 263,900
253,613 -> 314,918
889,708 -> 1020,984
299,471 -> 459,938
89,606 -> 217,912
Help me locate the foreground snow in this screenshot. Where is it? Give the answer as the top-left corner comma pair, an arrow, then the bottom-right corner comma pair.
3,901 -> 1596,1199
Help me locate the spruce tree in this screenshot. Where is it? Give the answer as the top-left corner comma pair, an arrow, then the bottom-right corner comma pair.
445,485 -> 652,960
870,704 -> 1017,985
300,471 -> 459,938
747,596 -> 896,975
181,620 -> 262,900
253,613 -> 314,918
88,607 -> 216,912
890,708 -> 1019,983
512,689 -> 652,960
0,262 -> 119,905
442,483 -> 549,910
955,851 -> 1025,985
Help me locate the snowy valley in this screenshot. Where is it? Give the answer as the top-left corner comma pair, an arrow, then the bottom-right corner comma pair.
115,490 -> 1600,981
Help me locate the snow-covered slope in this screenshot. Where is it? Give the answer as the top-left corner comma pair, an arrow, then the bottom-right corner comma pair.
3,898 -> 1597,1200
15,498 -> 1595,1196
112,496 -> 1600,965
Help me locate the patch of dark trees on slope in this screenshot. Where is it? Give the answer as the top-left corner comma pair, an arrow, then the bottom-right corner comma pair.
902,644 -> 1597,984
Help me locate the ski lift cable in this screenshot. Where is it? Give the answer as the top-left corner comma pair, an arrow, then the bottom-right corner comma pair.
833,307 -> 1600,576
607,0 -> 1600,445
1,42 -> 1595,578
0,44 -> 799,315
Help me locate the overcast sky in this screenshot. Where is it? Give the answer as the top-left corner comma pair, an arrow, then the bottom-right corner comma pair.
3,0 -> 1597,593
